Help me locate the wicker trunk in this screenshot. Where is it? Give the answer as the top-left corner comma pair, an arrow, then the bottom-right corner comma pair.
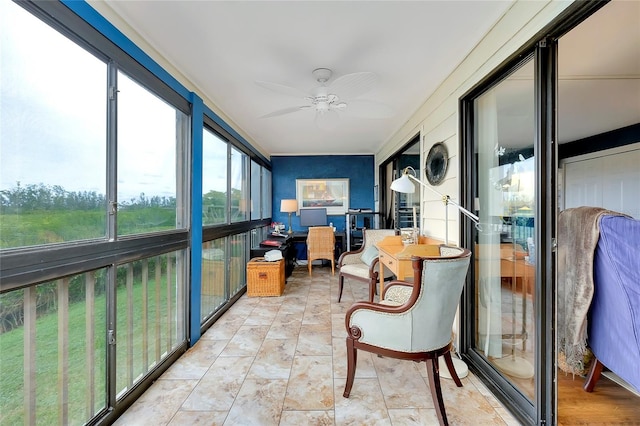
247,258 -> 285,297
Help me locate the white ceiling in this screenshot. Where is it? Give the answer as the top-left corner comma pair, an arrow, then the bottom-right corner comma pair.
98,1 -> 513,156
97,1 -> 639,157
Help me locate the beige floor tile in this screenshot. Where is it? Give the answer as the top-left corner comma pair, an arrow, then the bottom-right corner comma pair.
242,304 -> 280,326
114,378 -> 198,425
332,337 -> 377,380
331,313 -> 348,338
334,377 -> 391,425
279,410 -> 335,425
284,355 -> 334,410
219,324 -> 270,357
201,316 -> 245,340
387,408 -> 440,425
168,410 -> 228,426
247,338 -> 296,379
296,323 -> 333,356
442,377 -> 508,425
181,356 -> 253,411
374,355 -> 432,409
224,379 -> 288,425
118,265 -> 517,426
161,339 -> 227,380
265,313 -> 302,339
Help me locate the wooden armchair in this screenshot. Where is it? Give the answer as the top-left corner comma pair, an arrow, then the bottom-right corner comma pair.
337,228 -> 396,302
306,226 -> 336,275
343,248 -> 472,425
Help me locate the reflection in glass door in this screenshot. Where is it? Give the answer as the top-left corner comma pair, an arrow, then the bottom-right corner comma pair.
473,58 -> 536,400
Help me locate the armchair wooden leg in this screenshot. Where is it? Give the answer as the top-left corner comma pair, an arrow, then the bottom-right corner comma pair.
443,351 -> 463,387
368,272 -> 378,302
343,337 -> 358,398
338,275 -> 345,302
583,358 -> 603,392
426,357 -> 449,426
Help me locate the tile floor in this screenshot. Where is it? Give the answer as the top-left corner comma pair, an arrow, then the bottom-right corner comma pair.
115,265 -> 521,425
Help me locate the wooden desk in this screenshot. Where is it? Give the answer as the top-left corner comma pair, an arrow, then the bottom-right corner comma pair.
376,235 -> 442,295
475,244 -> 534,295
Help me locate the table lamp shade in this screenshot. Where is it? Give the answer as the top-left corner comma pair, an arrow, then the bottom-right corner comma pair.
280,199 -> 297,213
280,199 -> 297,234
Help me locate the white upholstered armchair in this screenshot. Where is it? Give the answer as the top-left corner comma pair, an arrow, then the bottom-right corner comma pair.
343,248 -> 471,426
337,228 -> 396,302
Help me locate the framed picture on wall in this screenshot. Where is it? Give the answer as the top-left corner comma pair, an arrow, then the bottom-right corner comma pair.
296,178 -> 349,215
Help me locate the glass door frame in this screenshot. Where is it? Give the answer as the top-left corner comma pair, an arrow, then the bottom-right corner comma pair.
460,49 -> 544,425
459,2 -> 610,424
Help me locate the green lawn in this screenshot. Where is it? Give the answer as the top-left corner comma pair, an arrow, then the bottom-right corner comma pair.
0,267 -> 178,426
0,207 -> 176,249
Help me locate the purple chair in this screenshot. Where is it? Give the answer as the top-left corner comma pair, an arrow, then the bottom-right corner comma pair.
584,215 -> 640,393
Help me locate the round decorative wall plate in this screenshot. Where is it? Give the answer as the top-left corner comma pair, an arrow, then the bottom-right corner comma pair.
425,142 -> 448,186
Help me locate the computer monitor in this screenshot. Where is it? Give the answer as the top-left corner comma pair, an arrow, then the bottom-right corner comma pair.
299,207 -> 327,227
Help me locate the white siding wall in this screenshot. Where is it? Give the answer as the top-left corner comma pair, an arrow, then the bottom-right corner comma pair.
561,144 -> 640,218
376,0 -> 572,245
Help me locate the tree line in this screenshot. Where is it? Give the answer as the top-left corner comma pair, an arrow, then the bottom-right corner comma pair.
0,182 -> 176,213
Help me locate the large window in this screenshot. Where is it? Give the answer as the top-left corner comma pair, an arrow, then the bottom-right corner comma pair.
202,128 -> 228,225
229,233 -> 247,297
230,147 -> 248,223
250,160 -> 262,220
0,1 -> 107,249
0,2 -> 191,425
261,168 -> 272,219
0,271 -> 107,425
1,1 -> 271,424
115,251 -> 186,399
117,71 -> 187,236
201,238 -> 226,320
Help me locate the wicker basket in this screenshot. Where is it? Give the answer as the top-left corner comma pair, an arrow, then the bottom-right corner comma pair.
247,257 -> 285,297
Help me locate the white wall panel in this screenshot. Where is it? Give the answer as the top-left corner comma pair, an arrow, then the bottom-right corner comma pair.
562,144 -> 640,218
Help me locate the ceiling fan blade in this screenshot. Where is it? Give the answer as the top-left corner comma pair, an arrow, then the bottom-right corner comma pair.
315,109 -> 340,131
260,106 -> 311,119
347,99 -> 395,119
255,80 -> 310,99
328,72 -> 377,100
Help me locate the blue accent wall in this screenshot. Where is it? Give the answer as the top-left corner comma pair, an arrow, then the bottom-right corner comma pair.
271,155 -> 375,233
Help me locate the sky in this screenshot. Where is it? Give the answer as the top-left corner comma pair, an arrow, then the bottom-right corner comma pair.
1,0 -> 231,202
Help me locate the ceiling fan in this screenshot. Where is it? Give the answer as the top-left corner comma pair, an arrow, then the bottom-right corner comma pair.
256,68 -> 393,130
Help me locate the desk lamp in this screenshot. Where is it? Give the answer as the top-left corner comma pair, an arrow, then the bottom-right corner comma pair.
390,166 -> 480,245
390,166 -> 480,379
280,199 -> 298,234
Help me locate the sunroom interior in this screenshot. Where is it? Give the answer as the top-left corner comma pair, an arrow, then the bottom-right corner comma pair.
1,0 -> 639,425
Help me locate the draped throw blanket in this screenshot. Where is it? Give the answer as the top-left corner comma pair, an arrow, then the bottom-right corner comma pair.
557,207 -> 629,375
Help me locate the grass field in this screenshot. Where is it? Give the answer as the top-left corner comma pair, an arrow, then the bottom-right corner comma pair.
0,207 -> 176,249
0,263 -> 180,426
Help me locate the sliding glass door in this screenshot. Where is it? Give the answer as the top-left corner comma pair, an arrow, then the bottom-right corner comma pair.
473,58 -> 537,400
462,37 -> 557,425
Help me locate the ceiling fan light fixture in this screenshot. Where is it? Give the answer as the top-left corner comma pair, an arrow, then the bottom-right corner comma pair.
312,68 -> 332,83
327,94 -> 339,103
316,102 -> 329,112
257,67 -> 393,127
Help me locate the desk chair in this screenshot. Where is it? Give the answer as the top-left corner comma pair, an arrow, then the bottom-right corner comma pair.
307,226 -> 335,275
